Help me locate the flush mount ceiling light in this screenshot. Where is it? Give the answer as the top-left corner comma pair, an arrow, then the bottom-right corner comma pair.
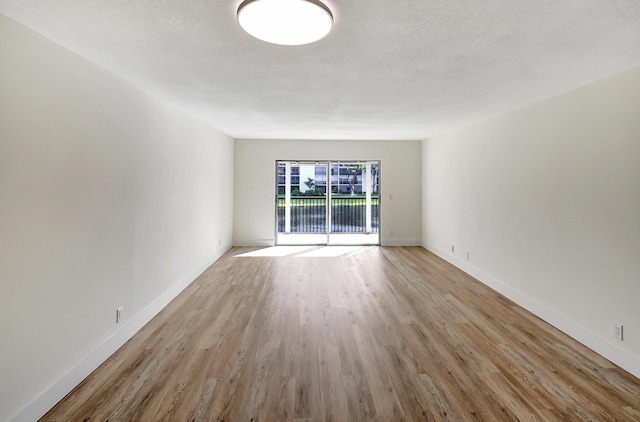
237,0 -> 333,46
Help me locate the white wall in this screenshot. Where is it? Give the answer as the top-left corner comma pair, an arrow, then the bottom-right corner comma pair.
422,67 -> 640,378
0,16 -> 234,421
234,139 -> 422,246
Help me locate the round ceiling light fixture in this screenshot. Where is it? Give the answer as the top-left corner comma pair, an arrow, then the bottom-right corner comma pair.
237,0 -> 333,46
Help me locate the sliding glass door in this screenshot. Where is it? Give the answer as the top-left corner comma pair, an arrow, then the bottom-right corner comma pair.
276,160 -> 380,246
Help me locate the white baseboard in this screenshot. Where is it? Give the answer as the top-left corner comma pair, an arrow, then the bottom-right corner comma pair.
233,239 -> 275,247
9,246 -> 230,422
422,241 -> 640,379
382,238 -> 423,247
234,239 -> 423,247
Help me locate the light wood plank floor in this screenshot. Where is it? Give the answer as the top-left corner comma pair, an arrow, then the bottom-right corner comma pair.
43,246 -> 640,421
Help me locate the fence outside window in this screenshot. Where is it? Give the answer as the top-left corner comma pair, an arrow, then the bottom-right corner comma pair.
277,196 -> 379,233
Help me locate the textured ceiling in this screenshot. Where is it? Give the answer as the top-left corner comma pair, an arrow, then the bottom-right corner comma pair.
1,1 -> 640,140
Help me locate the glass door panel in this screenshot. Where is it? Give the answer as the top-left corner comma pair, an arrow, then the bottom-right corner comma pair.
327,161 -> 379,245
276,161 -> 329,245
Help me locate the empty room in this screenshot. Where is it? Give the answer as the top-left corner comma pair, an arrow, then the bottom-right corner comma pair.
1,1 -> 639,421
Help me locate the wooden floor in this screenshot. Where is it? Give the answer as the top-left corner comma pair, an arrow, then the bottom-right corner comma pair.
43,246 -> 640,421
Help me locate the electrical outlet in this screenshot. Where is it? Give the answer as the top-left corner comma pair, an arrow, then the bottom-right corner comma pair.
116,306 -> 124,324
451,245 -> 455,253
466,252 -> 470,261
613,322 -> 623,341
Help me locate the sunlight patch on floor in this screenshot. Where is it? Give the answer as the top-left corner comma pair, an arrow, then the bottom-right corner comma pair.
234,246 -> 315,257
235,245 -> 373,258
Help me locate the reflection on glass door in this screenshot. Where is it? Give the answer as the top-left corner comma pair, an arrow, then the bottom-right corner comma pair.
276,160 -> 380,246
